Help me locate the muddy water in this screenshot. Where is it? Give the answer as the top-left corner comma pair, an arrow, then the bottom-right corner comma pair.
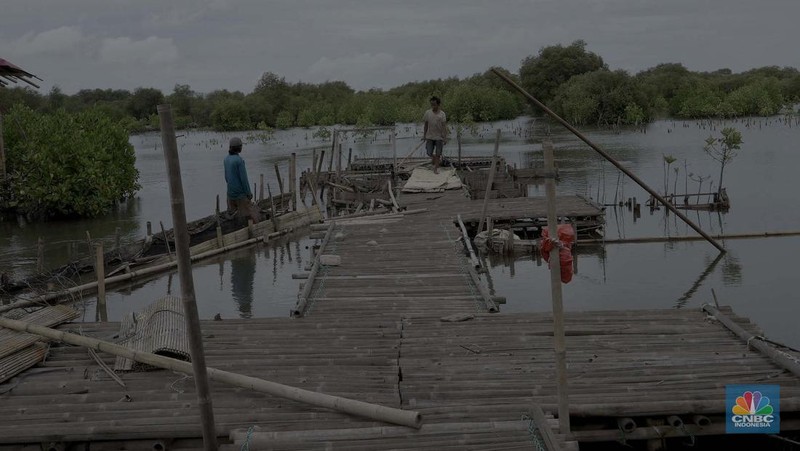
1,117 -> 799,348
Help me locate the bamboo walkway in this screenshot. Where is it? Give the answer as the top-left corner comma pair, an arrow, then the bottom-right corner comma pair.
3,191 -> 800,449
1,309 -> 799,449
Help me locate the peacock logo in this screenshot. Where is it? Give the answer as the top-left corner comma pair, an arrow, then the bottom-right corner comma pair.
727,385 -> 779,433
732,391 -> 773,416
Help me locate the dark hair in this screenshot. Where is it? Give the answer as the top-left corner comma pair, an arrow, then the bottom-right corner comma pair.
228,146 -> 241,155
430,96 -> 441,105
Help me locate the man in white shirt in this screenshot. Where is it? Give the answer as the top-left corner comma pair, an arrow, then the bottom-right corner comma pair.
422,96 -> 449,174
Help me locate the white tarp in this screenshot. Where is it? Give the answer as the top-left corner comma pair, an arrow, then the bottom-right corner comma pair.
401,167 -> 463,193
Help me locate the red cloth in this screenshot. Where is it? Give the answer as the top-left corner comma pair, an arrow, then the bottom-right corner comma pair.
540,224 -> 575,283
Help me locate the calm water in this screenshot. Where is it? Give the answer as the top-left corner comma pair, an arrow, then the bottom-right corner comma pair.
1,117 -> 798,348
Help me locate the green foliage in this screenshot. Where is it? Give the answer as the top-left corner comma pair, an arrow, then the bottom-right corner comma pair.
552,70 -> 650,126
704,127 -> 743,193
1,40 -> 799,135
520,40 -> 606,104
674,80 -> 725,118
275,111 -> 294,129
1,105 -> 140,218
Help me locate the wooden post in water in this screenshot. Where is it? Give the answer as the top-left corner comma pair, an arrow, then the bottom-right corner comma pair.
477,129 -> 501,233
274,163 -> 284,196
289,153 -> 297,211
490,68 -> 725,253
328,132 -> 336,174
0,113 -> 6,178
95,243 -> 107,322
347,148 -> 352,168
159,221 -> 172,260
36,237 -> 44,273
543,140 -> 570,434
259,174 -> 265,202
336,143 -> 342,177
391,131 -> 397,173
215,195 -> 220,216
157,104 -> 217,451
268,184 -> 279,231
457,128 -> 462,166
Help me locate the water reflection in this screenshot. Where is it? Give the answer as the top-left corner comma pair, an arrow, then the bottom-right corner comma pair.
230,253 -> 256,318
675,252 -> 724,308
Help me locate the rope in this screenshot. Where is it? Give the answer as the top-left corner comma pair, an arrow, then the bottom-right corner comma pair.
521,414 -> 548,451
239,426 -> 255,451
746,335 -> 800,365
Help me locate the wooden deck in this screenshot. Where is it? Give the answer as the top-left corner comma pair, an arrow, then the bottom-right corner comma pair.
1,309 -> 799,449
2,190 -> 800,449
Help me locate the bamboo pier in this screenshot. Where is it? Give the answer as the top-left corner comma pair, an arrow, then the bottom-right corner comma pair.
2,149 -> 799,449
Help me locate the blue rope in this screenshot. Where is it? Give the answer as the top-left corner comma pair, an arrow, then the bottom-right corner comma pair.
240,426 -> 255,451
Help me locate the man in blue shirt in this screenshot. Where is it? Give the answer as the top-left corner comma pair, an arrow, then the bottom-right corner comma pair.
224,137 -> 259,224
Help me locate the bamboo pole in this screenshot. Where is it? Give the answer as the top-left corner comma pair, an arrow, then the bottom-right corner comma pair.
215,194 -> 220,216
702,304 -> 800,377
457,214 -> 480,269
268,184 -> 279,230
95,243 -> 107,322
157,104 -> 217,451
0,316 -> 422,429
274,163 -> 284,196
292,223 -> 333,317
466,264 -> 498,313
289,153 -> 297,211
457,128 -> 462,166
544,140 -> 570,434
336,143 -> 342,177
530,406 -> 562,451
259,173 -> 265,202
159,221 -> 172,260
0,113 -> 5,178
491,68 -> 725,253
477,129 -> 501,233
386,180 -> 400,213
396,141 -> 425,168
328,132 -> 336,174
391,131 -> 397,172
579,230 -> 800,245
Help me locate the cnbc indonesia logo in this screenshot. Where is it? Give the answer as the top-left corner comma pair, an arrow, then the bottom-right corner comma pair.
726,385 -> 779,434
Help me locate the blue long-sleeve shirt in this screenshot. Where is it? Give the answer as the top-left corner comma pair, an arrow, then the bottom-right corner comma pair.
224,154 -> 252,200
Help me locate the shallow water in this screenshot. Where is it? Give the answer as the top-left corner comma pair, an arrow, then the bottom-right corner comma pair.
1,117 -> 798,348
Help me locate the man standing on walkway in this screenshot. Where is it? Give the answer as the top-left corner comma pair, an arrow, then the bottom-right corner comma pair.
422,96 -> 448,174
224,137 -> 259,224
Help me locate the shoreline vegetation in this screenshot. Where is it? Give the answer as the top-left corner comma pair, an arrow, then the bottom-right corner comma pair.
1,40 -> 798,134
2,40 -> 799,220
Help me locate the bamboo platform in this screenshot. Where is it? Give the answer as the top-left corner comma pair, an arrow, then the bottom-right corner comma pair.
1,308 -> 799,449
4,177 -> 800,449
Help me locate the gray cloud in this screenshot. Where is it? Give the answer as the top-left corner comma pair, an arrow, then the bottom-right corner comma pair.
7,26 -> 86,56
99,36 -> 179,65
0,0 -> 798,94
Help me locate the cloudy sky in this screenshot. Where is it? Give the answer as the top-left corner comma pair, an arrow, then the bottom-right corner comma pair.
2,0 -> 798,95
